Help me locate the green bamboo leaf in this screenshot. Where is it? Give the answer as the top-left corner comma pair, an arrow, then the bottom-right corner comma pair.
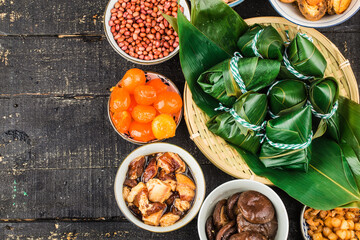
177,10 -> 230,117
190,0 -> 248,55
197,57 -> 280,106
260,106 -> 312,171
176,0 -> 360,210
340,143 -> 360,193
237,58 -> 281,92
337,97 -> 360,187
268,80 -> 308,117
197,60 -> 237,107
206,92 -> 267,154
237,138 -> 360,210
175,0 -> 249,117
162,14 -> 178,33
338,96 -> 360,145
309,77 -> 340,141
237,24 -> 285,61
278,33 -> 327,80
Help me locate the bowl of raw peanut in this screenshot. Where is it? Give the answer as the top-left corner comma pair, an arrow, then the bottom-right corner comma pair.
301,206 -> 360,240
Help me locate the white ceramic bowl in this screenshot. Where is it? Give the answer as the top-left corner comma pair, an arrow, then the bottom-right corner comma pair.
107,71 -> 183,145
104,0 -> 191,65
269,0 -> 360,28
197,179 -> 289,240
114,143 -> 206,232
300,206 -> 312,240
228,0 -> 245,7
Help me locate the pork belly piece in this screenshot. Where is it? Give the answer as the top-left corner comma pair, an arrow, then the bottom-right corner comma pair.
123,186 -> 131,201
174,198 -> 191,212
128,203 -> 141,218
127,156 -> 146,180
143,210 -> 164,226
164,179 -> 177,192
134,188 -> 150,215
158,169 -> 176,181
126,182 -> 147,203
175,173 -> 196,202
160,213 -> 181,227
165,191 -> 180,206
142,202 -> 166,226
124,179 -> 138,188
142,157 -> 158,183
158,170 -> 177,191
146,178 -> 172,203
157,152 -> 186,174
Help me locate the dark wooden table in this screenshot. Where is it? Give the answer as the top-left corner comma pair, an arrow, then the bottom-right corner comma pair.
0,0 -> 359,239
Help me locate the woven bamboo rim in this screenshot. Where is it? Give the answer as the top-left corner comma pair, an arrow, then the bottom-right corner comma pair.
184,17 -> 359,185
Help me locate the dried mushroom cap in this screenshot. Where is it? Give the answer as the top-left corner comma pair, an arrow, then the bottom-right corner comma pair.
237,213 -> 278,239
226,193 -> 241,220
206,216 -> 216,240
216,220 -> 235,240
213,199 -> 229,230
229,232 -> 267,240
237,191 -> 275,224
222,227 -> 237,240
298,0 -> 327,21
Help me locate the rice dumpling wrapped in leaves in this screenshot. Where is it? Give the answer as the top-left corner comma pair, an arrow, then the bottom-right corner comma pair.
278,33 -> 327,80
206,92 -> 267,154
237,24 -> 285,61
198,57 -> 280,106
268,80 -> 308,118
260,106 -> 312,172
309,77 -> 340,141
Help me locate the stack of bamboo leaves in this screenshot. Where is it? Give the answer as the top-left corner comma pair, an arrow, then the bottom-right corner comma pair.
164,0 -> 360,209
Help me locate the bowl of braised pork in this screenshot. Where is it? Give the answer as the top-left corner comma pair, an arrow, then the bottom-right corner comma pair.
114,143 -> 206,232
198,179 -> 289,240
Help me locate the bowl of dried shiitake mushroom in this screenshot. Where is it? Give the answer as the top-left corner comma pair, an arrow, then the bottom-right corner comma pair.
301,206 -> 360,240
198,179 -> 289,240
114,143 -> 206,232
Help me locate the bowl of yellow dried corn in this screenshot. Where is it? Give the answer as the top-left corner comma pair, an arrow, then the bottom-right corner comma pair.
301,206 -> 360,240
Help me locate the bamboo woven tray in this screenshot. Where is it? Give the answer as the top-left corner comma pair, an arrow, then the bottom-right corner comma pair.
184,17 -> 359,185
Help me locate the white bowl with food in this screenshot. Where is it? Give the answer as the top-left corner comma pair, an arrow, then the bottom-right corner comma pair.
104,0 -> 190,65
198,179 -> 289,240
269,0 -> 360,28
301,205 -> 360,240
114,143 -> 206,232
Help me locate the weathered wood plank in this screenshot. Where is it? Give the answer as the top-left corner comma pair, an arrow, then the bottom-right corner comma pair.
0,35 -> 358,96
0,170 -> 303,240
0,37 -> 185,96
0,0 -> 106,35
0,164 -> 232,219
0,97 -> 209,170
0,206 -> 304,240
0,0 -> 358,36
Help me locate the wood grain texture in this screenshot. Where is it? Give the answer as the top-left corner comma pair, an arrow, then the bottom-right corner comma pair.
0,0 -> 359,239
